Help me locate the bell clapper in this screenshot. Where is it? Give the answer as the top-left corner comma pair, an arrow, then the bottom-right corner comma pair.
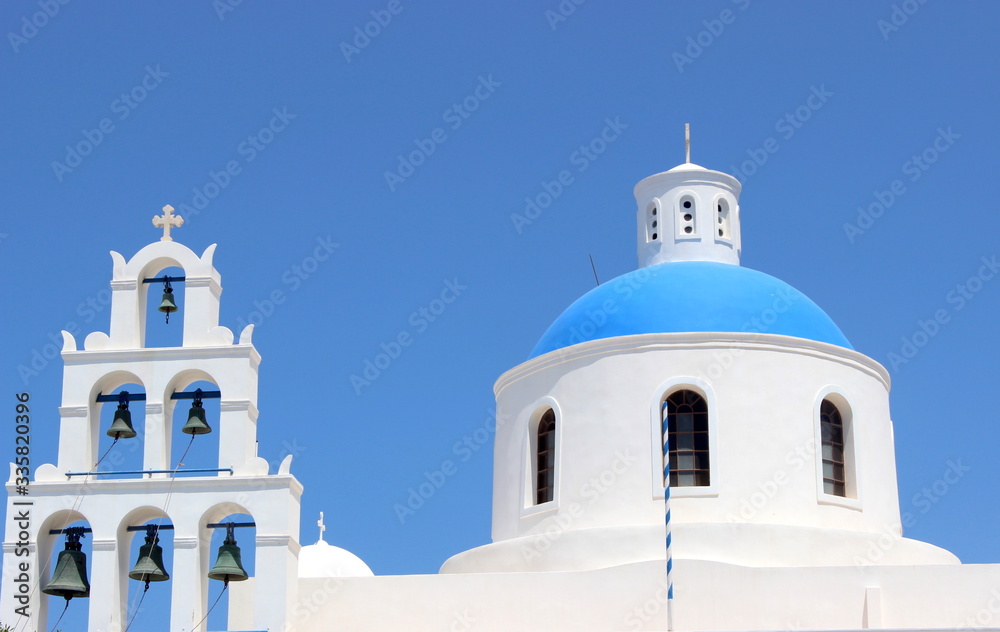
164,279 -> 172,323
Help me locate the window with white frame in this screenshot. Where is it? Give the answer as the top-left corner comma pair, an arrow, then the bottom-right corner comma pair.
677,195 -> 696,237
662,390 -> 710,487
820,399 -> 847,497
535,408 -> 556,504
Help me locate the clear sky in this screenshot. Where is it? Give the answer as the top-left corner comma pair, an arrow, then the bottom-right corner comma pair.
2,1 -> 999,630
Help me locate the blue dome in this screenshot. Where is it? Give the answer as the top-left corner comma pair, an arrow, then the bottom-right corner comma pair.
530,261 -> 851,358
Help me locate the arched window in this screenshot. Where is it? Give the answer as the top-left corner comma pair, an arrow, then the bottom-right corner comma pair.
663,390 -> 710,487
535,409 -> 556,504
820,399 -> 846,497
41,517 -> 92,631
205,510 -> 256,629
144,266 -> 185,348
716,197 -> 731,240
677,195 -> 697,237
96,383 -> 146,475
648,202 -> 659,241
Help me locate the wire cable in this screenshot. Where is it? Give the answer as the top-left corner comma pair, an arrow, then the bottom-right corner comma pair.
122,582 -> 150,632
47,599 -> 69,632
191,583 -> 228,631
124,433 -> 197,624
94,436 -> 119,470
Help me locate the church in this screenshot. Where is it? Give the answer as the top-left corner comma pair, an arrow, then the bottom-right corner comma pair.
4,143 -> 999,631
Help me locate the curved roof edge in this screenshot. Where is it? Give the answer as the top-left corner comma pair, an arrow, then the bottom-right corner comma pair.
529,262 -> 851,359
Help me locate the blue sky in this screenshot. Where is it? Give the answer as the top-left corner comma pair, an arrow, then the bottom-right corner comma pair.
2,1 -> 999,629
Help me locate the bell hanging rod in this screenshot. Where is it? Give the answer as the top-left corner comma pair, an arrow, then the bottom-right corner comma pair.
49,527 -> 93,534
95,391 -> 146,403
94,390 -> 222,402
65,467 -> 234,477
206,522 -> 256,529
49,525 -> 174,535
51,522 -> 255,534
142,275 -> 186,284
126,524 -> 175,532
171,389 -> 221,400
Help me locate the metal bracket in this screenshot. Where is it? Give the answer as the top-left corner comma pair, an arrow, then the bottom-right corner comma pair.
142,275 -> 186,284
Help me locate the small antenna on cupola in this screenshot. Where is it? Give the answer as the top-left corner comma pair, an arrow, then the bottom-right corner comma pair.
685,123 -> 691,164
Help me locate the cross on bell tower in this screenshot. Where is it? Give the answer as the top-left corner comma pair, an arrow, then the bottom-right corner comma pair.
152,204 -> 184,241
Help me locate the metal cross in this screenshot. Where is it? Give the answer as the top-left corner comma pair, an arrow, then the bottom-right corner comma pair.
152,204 -> 184,241
317,512 -> 326,542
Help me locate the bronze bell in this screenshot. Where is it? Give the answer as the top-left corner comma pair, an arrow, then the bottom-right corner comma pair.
107,391 -> 137,439
42,528 -> 90,601
181,390 -> 212,435
129,526 -> 169,585
208,523 -> 249,585
158,279 -> 178,323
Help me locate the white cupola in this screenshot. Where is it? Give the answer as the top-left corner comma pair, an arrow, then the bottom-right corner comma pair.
635,129 -> 743,268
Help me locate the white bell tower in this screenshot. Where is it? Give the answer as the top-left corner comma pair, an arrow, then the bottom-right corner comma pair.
635,125 -> 743,268
2,206 -> 302,632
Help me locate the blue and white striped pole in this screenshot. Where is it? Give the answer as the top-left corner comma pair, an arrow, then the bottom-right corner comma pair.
662,400 -> 675,631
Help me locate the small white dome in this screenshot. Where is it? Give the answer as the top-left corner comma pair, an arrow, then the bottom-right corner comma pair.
666,161 -> 707,172
298,540 -> 374,578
